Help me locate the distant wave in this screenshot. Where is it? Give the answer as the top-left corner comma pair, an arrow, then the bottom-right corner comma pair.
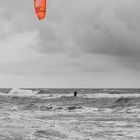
83,93 -> 140,98
109,91 -> 121,94
8,88 -> 37,96
109,97 -> 138,108
33,129 -> 67,139
0,91 -> 140,112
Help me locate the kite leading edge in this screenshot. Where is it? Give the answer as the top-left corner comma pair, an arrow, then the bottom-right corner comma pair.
34,0 -> 46,20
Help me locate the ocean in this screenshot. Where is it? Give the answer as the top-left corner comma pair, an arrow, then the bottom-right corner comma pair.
0,88 -> 140,140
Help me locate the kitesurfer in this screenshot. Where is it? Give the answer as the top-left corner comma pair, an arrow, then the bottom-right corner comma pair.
73,91 -> 77,97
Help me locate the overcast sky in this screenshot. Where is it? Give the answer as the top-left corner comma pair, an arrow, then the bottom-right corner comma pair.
0,0 -> 140,88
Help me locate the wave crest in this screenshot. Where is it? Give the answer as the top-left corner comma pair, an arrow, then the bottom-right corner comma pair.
8,88 -> 36,96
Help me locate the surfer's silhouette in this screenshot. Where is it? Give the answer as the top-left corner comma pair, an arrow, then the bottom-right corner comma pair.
73,91 -> 77,97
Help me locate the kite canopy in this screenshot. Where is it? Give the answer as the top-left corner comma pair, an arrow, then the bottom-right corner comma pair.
34,0 -> 46,20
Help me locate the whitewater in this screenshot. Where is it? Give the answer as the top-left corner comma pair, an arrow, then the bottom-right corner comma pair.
0,88 -> 140,140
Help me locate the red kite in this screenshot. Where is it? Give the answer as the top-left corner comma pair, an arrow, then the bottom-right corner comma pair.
34,0 -> 46,20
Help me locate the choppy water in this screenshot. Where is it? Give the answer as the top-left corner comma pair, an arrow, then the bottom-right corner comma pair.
0,88 -> 140,140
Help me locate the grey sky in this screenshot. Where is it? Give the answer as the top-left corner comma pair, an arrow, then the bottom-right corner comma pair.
0,0 -> 140,88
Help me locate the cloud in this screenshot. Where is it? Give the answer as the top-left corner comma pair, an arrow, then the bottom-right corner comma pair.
0,0 -> 140,87
0,31 -> 39,74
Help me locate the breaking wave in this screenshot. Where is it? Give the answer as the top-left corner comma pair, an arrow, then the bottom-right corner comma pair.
8,88 -> 37,96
